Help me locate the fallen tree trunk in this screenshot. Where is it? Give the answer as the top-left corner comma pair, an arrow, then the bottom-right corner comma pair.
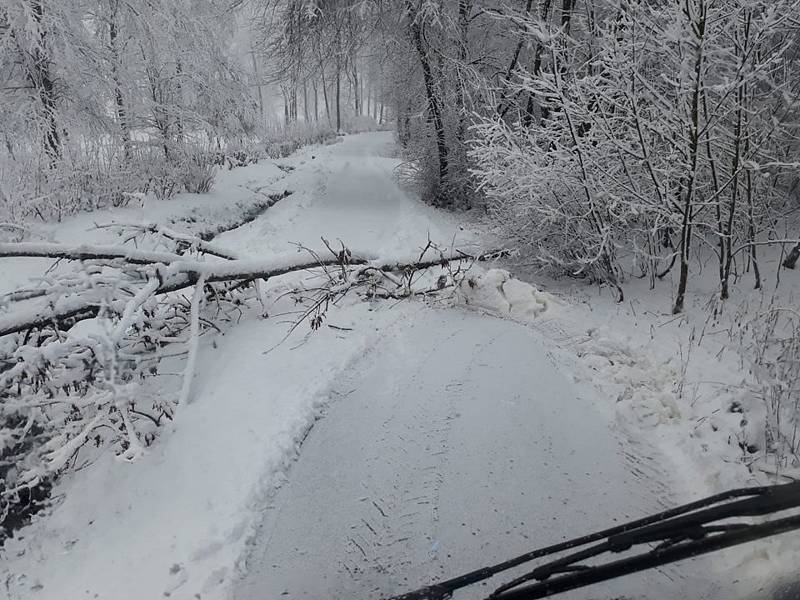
0,245 -> 501,338
0,255 -> 367,337
0,242 -> 184,265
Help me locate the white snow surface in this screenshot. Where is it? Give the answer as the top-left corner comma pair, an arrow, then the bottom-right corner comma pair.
455,268 -> 555,320
1,133 -> 784,600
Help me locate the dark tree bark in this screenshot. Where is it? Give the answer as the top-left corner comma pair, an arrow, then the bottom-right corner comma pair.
456,0 -> 472,144
405,0 -> 449,197
352,61 -> 360,115
108,0 -> 131,160
335,62 -> 342,132
783,243 -> 800,269
319,60 -> 331,126
313,79 -> 319,121
561,0 -> 576,33
303,80 -> 309,122
673,2 -> 707,314
523,0 -> 553,127
497,0 -> 534,117
28,0 -> 61,161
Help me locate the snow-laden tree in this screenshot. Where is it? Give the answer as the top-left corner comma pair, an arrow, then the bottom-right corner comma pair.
379,0 -> 508,208
470,0 -> 800,310
253,0 -> 380,133
0,0 -> 257,222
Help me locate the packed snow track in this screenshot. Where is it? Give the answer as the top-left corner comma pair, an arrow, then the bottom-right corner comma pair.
230,133 -> 713,600
233,308 -> 711,600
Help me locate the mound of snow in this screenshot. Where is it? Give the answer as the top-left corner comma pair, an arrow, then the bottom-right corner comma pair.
456,268 -> 552,320
576,326 -> 681,425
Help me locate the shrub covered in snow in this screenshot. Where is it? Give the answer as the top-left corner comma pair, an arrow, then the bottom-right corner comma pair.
733,304 -> 800,469
264,121 -> 338,159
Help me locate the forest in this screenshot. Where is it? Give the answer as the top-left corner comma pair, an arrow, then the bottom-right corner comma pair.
4,0 -> 800,308
1,1 -> 800,599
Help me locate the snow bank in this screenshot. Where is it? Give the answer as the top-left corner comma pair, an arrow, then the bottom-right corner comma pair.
2,298 -> 400,600
455,268 -> 554,320
576,326 -> 682,425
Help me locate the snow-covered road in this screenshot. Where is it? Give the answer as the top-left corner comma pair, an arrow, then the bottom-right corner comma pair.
232,309 -> 706,600
226,133 -> 714,600
216,132 -> 462,259
3,132 -> 723,600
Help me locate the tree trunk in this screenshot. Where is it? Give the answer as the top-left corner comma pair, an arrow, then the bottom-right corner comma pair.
561,0 -> 575,33
523,0 -> 553,127
497,0 -> 534,117
313,80 -> 319,122
29,0 -> 60,162
456,0 -> 471,145
320,65 -> 331,126
673,0 -> 706,314
174,59 -> 184,144
719,11 -> 750,301
250,50 -> 265,130
109,0 -> 131,160
352,61 -> 360,115
783,243 -> 800,269
303,80 -> 309,122
0,245 -> 498,338
335,63 -> 342,132
406,0 -> 449,197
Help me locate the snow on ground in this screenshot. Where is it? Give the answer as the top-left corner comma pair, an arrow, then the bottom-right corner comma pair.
0,149 -> 289,294
213,131 -> 473,259
1,132 -> 792,600
455,268 -> 556,320
4,298 -> 409,600
231,307 -> 715,600
499,252 -> 800,598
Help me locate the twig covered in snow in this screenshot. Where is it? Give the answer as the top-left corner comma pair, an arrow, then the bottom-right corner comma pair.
179,275 -> 206,406
96,222 -> 240,260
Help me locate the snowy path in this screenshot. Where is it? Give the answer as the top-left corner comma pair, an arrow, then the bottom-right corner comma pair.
231,310 -> 714,600
3,133 -> 720,600
217,132 -> 462,259
228,135 -> 713,600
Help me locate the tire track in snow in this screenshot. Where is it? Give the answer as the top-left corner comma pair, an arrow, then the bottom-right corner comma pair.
336,325 -> 473,595
233,308 -> 716,600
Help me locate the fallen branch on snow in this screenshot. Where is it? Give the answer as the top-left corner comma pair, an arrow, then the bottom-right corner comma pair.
0,245 -> 500,337
0,241 -> 184,265
0,233 -> 500,526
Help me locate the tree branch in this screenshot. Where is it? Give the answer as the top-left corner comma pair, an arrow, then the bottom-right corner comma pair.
0,245 -> 505,338
0,242 -> 183,265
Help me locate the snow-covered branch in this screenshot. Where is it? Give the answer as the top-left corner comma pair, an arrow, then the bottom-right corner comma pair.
0,233 -> 494,517
0,242 -> 184,265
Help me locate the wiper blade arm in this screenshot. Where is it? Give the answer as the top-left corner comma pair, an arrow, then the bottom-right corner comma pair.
385,482 -> 800,600
491,511 -> 800,599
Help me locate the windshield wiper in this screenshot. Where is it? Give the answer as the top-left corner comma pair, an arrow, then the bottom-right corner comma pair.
386,481 -> 800,600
